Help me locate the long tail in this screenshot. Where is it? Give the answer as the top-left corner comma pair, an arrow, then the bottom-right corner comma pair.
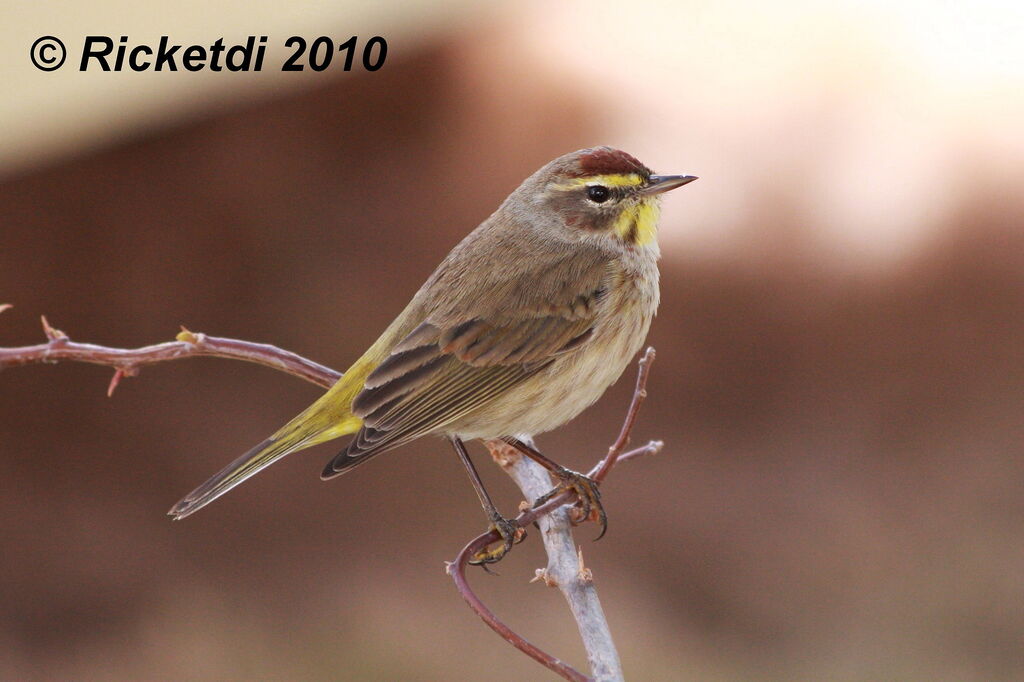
168,308 -> 418,519
168,375 -> 367,520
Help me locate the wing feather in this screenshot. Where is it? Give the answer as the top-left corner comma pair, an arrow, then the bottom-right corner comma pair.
322,251 -> 614,477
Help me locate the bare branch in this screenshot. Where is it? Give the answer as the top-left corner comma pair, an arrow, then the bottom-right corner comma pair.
2,312 -> 663,682
499,444 -> 623,682
449,530 -> 591,682
593,347 -> 656,483
448,350 -> 660,682
617,439 -> 663,465
0,318 -> 340,390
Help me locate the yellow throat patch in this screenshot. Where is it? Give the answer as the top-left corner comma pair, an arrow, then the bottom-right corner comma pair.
614,198 -> 660,246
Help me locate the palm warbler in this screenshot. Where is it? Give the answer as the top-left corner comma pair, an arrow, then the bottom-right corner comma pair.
170,147 -> 695,562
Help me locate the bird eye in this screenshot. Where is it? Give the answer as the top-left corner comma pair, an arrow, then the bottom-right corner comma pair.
586,185 -> 611,203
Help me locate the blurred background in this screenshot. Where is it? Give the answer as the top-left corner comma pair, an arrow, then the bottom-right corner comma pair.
2,1 -> 1023,679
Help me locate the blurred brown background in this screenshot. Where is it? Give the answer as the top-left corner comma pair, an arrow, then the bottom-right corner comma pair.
2,1 -> 1023,680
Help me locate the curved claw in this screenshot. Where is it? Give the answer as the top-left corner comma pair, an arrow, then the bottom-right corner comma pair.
469,515 -> 525,567
532,469 -> 608,541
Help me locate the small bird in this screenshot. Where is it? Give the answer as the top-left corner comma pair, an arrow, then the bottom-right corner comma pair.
169,147 -> 695,563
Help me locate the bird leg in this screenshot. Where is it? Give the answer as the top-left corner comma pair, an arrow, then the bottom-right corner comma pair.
450,436 -> 525,566
502,437 -> 608,540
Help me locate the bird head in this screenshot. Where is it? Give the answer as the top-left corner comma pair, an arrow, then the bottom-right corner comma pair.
519,147 -> 697,248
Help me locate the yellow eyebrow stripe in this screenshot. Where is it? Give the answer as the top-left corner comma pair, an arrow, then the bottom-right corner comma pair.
555,173 -> 644,189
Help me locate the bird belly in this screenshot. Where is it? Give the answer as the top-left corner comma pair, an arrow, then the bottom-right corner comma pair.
447,265 -> 657,440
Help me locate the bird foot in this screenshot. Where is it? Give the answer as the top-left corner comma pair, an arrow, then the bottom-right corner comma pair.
470,514 -> 526,567
533,469 -> 607,540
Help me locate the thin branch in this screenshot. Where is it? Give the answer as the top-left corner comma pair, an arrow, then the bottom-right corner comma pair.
448,351 -> 660,682
0,316 -> 340,391
1,311 -> 664,682
593,347 -> 656,483
449,530 -> 590,682
500,444 -> 623,682
616,440 -> 664,465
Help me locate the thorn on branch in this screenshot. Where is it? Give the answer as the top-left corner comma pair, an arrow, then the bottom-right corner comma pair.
485,438 -> 523,469
106,366 -> 140,397
577,548 -> 593,584
40,315 -> 68,342
0,304 -> 12,315
531,568 -> 557,587
107,368 -> 124,397
176,326 -> 201,344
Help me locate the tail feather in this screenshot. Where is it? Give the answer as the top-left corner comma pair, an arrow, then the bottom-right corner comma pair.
169,407 -> 361,520
168,312 -> 413,519
320,444 -> 380,481
169,437 -> 298,519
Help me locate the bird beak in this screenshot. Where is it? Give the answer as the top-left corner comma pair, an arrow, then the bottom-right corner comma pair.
642,174 -> 698,195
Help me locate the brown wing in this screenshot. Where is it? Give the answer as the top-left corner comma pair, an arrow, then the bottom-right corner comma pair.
321,281 -> 608,478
